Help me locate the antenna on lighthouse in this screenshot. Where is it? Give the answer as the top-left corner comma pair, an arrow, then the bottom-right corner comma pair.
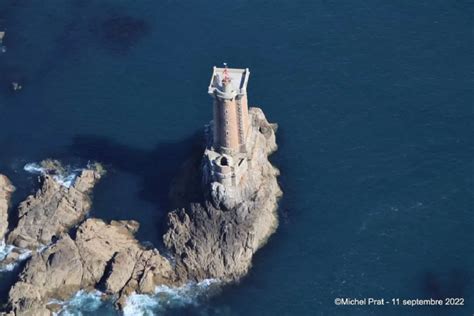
222,62 -> 230,83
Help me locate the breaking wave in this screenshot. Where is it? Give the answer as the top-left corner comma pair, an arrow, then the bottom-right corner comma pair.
51,290 -> 104,316
123,279 -> 219,316
0,240 -> 14,261
0,240 -> 32,272
52,279 -> 219,316
24,163 -> 79,188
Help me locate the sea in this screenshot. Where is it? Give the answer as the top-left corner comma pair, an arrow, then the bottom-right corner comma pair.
0,1 -> 472,315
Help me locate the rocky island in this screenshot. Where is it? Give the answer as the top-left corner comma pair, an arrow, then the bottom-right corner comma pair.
0,66 -> 281,315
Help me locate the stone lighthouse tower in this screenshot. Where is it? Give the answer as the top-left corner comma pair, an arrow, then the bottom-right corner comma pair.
208,66 -> 250,155
203,65 -> 251,188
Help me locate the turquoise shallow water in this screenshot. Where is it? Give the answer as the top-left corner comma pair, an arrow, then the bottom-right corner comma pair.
0,1 -> 473,315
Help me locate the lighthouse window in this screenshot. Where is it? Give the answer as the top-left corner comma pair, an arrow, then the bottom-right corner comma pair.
221,157 -> 229,166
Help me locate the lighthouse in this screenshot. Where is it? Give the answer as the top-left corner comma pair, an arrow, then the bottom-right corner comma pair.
208,66 -> 250,155
203,65 -> 251,188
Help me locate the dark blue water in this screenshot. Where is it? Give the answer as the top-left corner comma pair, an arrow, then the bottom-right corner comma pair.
0,1 -> 473,315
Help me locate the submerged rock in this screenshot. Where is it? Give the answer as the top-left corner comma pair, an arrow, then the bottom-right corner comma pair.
94,15 -> 151,54
38,159 -> 66,175
0,31 -> 5,52
10,82 -> 22,92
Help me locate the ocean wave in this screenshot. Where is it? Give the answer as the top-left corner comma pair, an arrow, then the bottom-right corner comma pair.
123,294 -> 159,316
24,162 -> 79,188
123,279 -> 219,316
51,290 -> 104,316
52,279 -> 219,316
0,240 -> 32,272
0,240 -> 14,259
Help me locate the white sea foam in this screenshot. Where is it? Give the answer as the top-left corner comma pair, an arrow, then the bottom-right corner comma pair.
0,240 -> 14,261
50,280 -> 219,316
0,240 -> 32,272
51,290 -> 103,316
23,162 -> 43,174
43,277 -> 218,315
37,244 -> 50,254
123,293 -> 160,316
24,162 -> 79,188
53,173 -> 77,188
0,262 -> 16,272
123,279 -> 219,316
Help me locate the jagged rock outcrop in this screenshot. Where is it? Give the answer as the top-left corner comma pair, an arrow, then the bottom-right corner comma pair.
164,107 -> 282,282
2,107 -> 281,315
7,163 -> 104,249
8,219 -> 175,316
0,175 -> 15,242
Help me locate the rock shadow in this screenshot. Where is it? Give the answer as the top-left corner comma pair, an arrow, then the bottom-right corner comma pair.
67,132 -> 205,242
0,260 -> 28,307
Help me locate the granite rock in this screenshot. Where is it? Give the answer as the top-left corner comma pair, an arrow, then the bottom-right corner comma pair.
3,107 -> 281,315
0,175 -> 15,241
164,107 -> 282,282
7,163 -> 104,249
8,219 -> 174,315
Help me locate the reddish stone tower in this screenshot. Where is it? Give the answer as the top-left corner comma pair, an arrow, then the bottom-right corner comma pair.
208,66 -> 250,155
